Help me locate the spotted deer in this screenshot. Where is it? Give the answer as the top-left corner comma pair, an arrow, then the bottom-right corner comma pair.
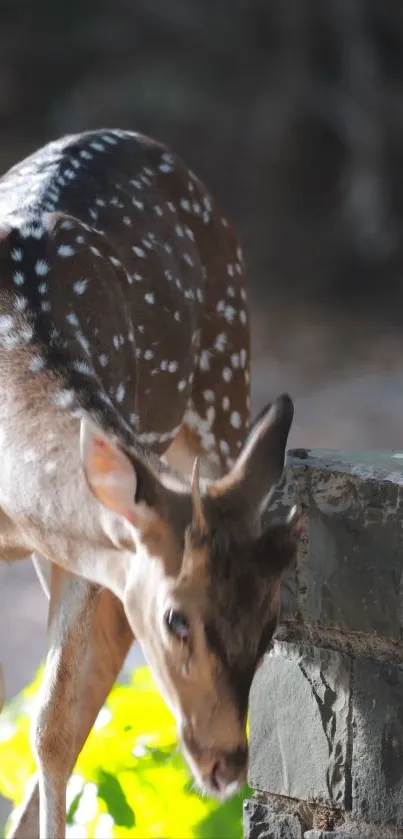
0,129 -> 301,839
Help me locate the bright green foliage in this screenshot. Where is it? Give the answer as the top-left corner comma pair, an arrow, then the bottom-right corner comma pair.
0,667 -> 250,838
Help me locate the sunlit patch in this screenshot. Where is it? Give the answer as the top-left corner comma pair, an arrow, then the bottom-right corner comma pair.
94,812 -> 114,838
93,707 -> 112,731
66,773 -> 85,811
73,781 -> 98,825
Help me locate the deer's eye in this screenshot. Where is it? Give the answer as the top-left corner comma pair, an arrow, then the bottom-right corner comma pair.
165,609 -> 190,642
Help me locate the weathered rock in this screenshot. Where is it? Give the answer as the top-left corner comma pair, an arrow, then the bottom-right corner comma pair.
243,798 -> 303,839
284,449 -> 403,640
352,658 -> 403,828
249,641 -> 350,806
304,832 -> 354,839
305,828 -> 401,839
247,449 -> 403,839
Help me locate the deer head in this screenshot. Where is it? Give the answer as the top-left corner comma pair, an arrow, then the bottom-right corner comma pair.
80,393 -> 302,799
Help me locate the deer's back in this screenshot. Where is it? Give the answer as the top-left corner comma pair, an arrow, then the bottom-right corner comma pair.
0,129 -> 249,464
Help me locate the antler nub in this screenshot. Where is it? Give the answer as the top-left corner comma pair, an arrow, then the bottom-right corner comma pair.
191,457 -> 207,536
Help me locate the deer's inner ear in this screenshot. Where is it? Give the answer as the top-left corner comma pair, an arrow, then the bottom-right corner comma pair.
79,417 -> 186,539
80,417 -> 138,523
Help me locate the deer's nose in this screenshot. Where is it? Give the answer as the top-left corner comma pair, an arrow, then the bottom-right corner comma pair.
210,746 -> 248,796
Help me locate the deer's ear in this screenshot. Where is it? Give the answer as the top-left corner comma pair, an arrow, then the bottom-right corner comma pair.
80,418 -> 138,524
210,393 -> 294,511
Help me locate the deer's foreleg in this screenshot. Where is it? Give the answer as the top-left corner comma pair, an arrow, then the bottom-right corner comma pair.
9,566 -> 133,839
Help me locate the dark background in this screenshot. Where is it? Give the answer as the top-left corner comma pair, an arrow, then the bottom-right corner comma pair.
2,0 -> 403,449
2,0 -> 403,317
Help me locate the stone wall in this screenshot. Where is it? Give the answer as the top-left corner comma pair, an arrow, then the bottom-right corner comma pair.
245,449 -> 403,839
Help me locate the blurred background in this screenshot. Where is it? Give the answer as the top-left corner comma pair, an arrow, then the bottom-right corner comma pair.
2,0 -> 403,824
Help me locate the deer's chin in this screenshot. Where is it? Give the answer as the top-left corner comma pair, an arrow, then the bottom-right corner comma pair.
198,775 -> 244,802
180,744 -> 245,802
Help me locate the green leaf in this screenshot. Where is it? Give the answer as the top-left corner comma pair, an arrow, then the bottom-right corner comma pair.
96,769 -> 135,828
66,789 -> 83,825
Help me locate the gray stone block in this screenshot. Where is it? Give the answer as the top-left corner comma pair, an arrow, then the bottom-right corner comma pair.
249,642 -> 350,806
352,658 -> 403,828
244,798 -> 303,839
305,828 -> 399,839
304,832 -> 354,839
285,448 -> 403,639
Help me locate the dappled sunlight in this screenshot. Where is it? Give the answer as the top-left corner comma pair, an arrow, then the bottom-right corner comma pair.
0,666 -> 249,838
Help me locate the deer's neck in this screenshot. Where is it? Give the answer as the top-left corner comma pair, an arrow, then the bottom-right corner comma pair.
0,374 -> 134,596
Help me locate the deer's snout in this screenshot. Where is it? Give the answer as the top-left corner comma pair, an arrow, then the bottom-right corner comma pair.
181,722 -> 249,799
209,745 -> 248,797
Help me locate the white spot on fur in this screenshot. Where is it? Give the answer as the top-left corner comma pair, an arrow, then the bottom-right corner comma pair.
214,333 -> 227,352
73,360 -> 93,376
14,296 -> 28,311
54,389 -> 75,409
183,406 -> 216,452
116,383 -> 125,403
58,245 -> 75,257
109,256 -> 121,268
224,305 -> 236,323
29,355 -> 45,373
239,310 -> 247,325
0,315 -> 14,333
159,163 -> 173,173
199,350 -> 210,372
35,259 -> 50,276
132,246 -> 146,258
91,141 -> 106,152
73,279 -> 88,295
231,353 -> 240,368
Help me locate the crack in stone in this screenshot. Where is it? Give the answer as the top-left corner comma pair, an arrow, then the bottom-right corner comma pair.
298,659 -> 338,801
276,621 -> 403,665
